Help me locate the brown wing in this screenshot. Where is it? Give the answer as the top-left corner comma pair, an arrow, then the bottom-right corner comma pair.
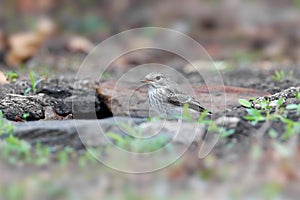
167,92 -> 209,113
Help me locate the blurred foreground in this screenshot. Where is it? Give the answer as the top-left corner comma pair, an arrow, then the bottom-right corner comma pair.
0,1 -> 300,199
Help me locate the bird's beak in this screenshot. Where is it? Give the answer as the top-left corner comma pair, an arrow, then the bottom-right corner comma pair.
141,79 -> 150,83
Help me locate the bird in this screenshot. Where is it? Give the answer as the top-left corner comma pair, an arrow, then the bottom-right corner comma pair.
141,72 -> 211,118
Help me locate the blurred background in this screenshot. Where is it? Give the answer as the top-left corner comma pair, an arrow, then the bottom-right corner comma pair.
1,0 -> 300,73
1,0 -> 300,199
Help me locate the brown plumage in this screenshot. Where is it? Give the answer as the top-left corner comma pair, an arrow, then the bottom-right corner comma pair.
141,72 -> 211,116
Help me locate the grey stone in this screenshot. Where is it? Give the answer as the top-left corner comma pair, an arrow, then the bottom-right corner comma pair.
9,117 -> 207,149
11,117 -> 146,149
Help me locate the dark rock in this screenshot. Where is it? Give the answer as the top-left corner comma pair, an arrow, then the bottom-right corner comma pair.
39,86 -> 72,98
0,94 -> 44,120
0,79 -> 113,121
12,117 -> 147,149
0,84 -> 15,98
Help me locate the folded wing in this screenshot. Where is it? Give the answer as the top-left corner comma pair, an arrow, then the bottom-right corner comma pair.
167,92 -> 208,113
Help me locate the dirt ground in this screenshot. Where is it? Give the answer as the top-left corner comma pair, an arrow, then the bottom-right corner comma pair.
1,1 -> 300,200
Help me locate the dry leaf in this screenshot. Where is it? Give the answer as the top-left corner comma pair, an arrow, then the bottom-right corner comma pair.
6,32 -> 44,67
67,36 -> 94,53
0,71 -> 8,84
5,18 -> 56,67
36,17 -> 57,38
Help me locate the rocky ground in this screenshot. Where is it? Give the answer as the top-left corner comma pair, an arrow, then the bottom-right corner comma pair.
1,0 -> 300,199
0,62 -> 300,199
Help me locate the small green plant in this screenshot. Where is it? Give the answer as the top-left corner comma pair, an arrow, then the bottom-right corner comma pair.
146,115 -> 165,122
1,135 -> 32,164
78,148 -> 98,168
106,131 -> 168,153
196,110 -> 236,139
22,112 -> 30,120
272,70 -> 285,81
33,142 -> 51,166
0,110 -> 51,165
1,136 -> 52,165
182,103 -> 193,121
241,98 -> 300,139
57,146 -> 75,166
1,109 -> 100,166
220,129 -> 235,138
276,98 -> 285,107
0,110 -> 14,135
205,122 -> 235,139
197,110 -> 211,124
106,121 -> 170,153
118,121 -> 142,137
4,71 -> 19,82
286,104 -> 300,115
296,91 -> 300,99
24,71 -> 43,95
278,116 -> 300,140
239,99 -> 252,108
243,108 -> 266,125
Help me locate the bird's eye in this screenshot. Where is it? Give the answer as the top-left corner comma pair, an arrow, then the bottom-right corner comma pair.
155,76 -> 161,80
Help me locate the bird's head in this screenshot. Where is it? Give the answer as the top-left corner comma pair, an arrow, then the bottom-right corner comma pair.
141,72 -> 169,88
